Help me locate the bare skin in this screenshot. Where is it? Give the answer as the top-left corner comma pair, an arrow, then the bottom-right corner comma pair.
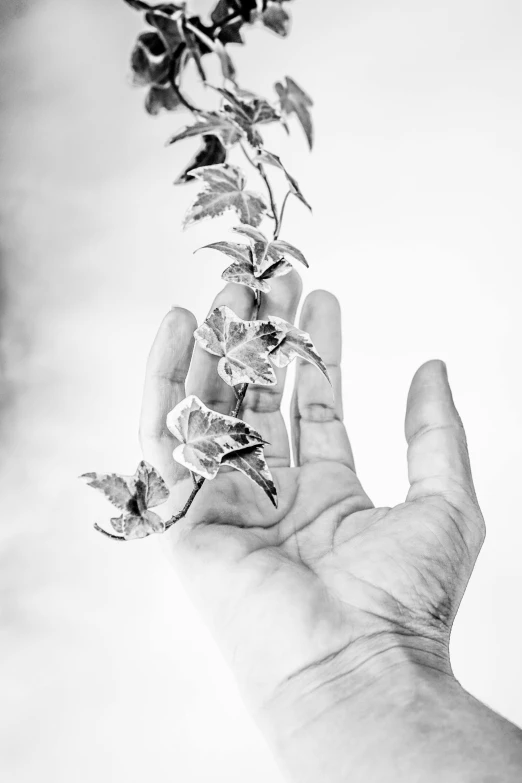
139,272 -> 522,782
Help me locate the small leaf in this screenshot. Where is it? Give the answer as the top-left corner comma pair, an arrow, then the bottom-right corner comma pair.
166,395 -> 267,479
256,149 -> 312,210
197,239 -> 292,292
198,240 -> 252,265
183,164 -> 267,228
231,225 -> 269,273
145,82 -> 183,114
231,224 -> 309,275
82,461 -> 170,540
145,9 -> 184,51
167,113 -> 242,146
213,86 -> 280,148
175,135 -> 227,184
194,305 -> 283,386
222,445 -> 277,506
130,32 -> 170,86
259,1 -> 291,37
222,261 -> 272,292
268,317 -> 330,382
134,460 -> 170,508
111,510 -> 165,540
268,239 -> 309,269
81,472 -> 132,511
211,0 -> 245,44
275,76 -> 313,149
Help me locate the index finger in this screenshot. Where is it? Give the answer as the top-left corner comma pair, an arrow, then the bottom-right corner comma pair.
139,306 -> 197,485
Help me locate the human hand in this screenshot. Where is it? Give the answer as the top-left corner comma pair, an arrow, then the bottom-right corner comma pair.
139,272 -> 485,717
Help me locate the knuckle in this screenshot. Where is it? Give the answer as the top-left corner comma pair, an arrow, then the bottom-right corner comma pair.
300,401 -> 339,423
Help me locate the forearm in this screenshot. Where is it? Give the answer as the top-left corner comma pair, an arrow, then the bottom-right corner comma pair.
257,646 -> 522,783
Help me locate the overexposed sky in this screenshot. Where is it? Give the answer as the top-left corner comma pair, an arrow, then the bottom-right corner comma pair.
1,1 -> 521,781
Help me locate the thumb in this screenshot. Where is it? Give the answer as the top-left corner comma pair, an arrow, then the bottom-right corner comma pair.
405,360 -> 477,505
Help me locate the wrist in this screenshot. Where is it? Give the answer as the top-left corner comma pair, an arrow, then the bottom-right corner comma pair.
255,633 -> 454,750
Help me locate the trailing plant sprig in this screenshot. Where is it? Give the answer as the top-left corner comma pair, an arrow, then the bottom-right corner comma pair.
82,0 -> 330,541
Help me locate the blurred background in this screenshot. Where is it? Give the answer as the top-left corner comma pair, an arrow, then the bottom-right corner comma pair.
1,0 -> 521,780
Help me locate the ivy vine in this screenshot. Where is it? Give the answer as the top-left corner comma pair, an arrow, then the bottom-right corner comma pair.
82,0 -> 329,541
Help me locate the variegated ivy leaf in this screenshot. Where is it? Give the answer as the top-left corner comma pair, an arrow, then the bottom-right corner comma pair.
131,31 -> 170,87
232,226 -> 309,276
231,225 -> 268,274
194,305 -> 283,386
174,135 -> 227,184
183,164 -> 267,229
213,86 -> 280,147
268,317 -> 330,383
166,395 -> 267,480
267,239 -> 309,273
211,0 -> 244,44
81,460 -> 169,540
197,240 -> 291,293
222,445 -> 277,506
167,112 -> 243,148
256,149 -> 312,211
255,1 -> 291,38
275,76 -> 314,150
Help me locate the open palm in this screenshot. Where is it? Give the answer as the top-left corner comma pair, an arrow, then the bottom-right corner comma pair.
140,272 -> 485,710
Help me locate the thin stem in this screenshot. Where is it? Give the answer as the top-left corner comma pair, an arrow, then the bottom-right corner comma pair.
94,523 -> 126,542
168,48 -> 201,115
165,477 -> 204,531
185,21 -> 219,55
275,190 -> 291,240
240,144 -> 279,233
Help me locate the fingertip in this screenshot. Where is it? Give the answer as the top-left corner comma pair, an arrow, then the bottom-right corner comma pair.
265,269 -> 303,310
405,359 -> 457,443
300,289 -> 340,325
414,358 -> 447,379
148,307 -> 197,379
211,282 -> 255,319
159,307 -> 198,342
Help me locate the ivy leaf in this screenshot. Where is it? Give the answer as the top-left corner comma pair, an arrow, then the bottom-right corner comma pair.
81,461 -> 169,540
257,1 -> 291,37
183,164 -> 267,228
268,317 -> 330,382
145,9 -> 184,52
232,225 -> 309,276
211,0 -> 245,44
167,112 -> 243,147
194,305 -> 283,386
222,445 -> 277,506
131,31 -> 170,86
166,395 -> 267,479
213,86 -> 280,147
110,510 -> 165,540
256,149 -> 312,211
275,76 -> 314,149
267,239 -> 309,270
231,224 -> 269,271
174,135 -> 227,184
197,240 -> 291,292
145,82 -> 183,114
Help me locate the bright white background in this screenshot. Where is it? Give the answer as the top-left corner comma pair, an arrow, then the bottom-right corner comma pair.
1,1 -> 521,780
